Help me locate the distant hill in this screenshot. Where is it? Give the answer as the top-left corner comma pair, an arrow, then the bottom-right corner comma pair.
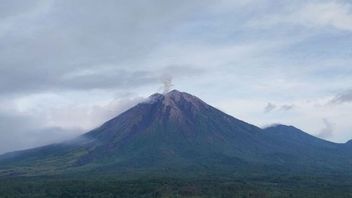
0,90 -> 351,177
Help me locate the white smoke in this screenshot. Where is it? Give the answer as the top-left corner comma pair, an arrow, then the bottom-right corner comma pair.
161,75 -> 173,94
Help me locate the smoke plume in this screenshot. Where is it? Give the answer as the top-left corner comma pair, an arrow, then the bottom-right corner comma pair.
161,75 -> 173,94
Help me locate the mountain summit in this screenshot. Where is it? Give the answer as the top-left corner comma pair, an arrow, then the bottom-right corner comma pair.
0,90 -> 351,177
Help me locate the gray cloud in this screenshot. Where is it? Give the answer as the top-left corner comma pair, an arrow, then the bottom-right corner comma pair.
248,1 -> 352,31
0,111 -> 82,154
280,104 -> 294,111
264,103 -> 294,113
0,0 -> 42,18
0,0 -> 208,95
317,118 -> 335,139
0,65 -> 203,96
264,103 -> 276,113
329,89 -> 352,104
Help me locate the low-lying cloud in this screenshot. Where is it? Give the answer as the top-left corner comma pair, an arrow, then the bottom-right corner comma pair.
317,118 -> 335,139
0,94 -> 145,154
0,111 -> 82,154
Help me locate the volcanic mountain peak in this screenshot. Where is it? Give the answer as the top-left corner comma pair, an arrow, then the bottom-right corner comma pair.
143,89 -> 207,111
165,90 -> 206,106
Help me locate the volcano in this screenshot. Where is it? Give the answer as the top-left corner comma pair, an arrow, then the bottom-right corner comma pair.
0,90 -> 351,177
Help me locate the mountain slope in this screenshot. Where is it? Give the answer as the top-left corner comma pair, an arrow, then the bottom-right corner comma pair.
78,90 -> 273,167
0,90 -> 351,177
263,125 -> 352,173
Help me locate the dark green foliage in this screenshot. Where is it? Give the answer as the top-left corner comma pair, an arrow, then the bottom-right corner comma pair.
0,176 -> 351,198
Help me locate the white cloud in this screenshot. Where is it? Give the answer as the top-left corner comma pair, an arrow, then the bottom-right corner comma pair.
298,2 -> 352,31
249,1 -> 352,31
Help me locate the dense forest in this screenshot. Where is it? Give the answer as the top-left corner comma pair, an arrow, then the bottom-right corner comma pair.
1,175 -> 351,198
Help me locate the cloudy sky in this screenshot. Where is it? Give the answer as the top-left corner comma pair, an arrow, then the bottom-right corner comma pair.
0,0 -> 352,153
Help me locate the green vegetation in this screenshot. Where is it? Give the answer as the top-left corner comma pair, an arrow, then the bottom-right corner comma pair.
0,176 -> 351,198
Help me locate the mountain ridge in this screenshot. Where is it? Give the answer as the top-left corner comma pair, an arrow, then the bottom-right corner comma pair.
0,90 -> 351,177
